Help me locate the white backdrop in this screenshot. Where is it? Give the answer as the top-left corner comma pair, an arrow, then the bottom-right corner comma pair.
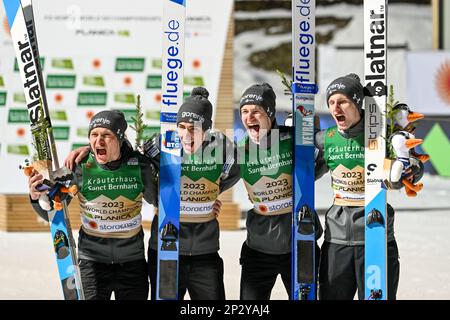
0,0 -> 233,193
407,51 -> 450,115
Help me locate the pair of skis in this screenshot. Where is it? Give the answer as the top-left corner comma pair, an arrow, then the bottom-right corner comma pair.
3,0 -> 83,299
291,0 -> 389,300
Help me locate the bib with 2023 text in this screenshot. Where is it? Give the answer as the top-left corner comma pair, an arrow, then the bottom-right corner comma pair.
79,155 -> 144,236
240,133 -> 293,216
179,154 -> 223,223
324,127 -> 365,206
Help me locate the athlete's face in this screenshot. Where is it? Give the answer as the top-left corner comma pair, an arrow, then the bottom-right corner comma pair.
89,127 -> 121,164
177,122 -> 205,154
328,93 -> 361,131
240,104 -> 272,144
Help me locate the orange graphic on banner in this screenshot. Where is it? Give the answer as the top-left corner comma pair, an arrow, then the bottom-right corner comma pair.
124,76 -> 132,86
17,128 -> 25,137
92,59 -> 101,69
193,59 -> 201,69
55,94 -> 63,103
86,110 -> 94,120
436,60 -> 450,106
3,16 -> 10,36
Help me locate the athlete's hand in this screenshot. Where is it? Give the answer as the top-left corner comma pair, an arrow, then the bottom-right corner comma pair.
64,146 -> 90,171
28,169 -> 47,201
212,199 -> 223,218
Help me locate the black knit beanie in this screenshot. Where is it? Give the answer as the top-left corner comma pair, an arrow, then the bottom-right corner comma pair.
239,82 -> 276,120
88,110 -> 127,145
326,73 -> 364,113
177,87 -> 213,131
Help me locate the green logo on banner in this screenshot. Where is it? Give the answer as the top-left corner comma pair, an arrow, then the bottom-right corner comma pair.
50,110 -> 68,121
152,59 -> 162,69
114,93 -> 136,104
0,76 -> 4,87
115,58 -> 145,72
183,91 -> 191,102
76,127 -> 89,138
118,30 -> 130,37
0,92 -> 6,106
14,57 -> 45,71
83,76 -> 105,87
53,126 -> 70,140
13,92 -> 26,103
146,75 -> 162,89
78,92 -> 108,106
185,76 -> 204,86
8,109 -> 29,123
422,123 -> 450,177
52,59 -> 74,70
46,75 -> 76,89
7,145 -> 29,155
146,110 -> 160,121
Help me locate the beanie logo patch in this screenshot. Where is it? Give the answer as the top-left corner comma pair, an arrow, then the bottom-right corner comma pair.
352,93 -> 361,105
326,82 -> 346,96
240,93 -> 264,104
116,128 -> 124,139
240,94 -> 274,117
90,117 -> 111,127
181,111 -> 205,123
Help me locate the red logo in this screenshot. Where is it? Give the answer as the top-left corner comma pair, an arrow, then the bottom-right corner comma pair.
258,204 -> 268,214
88,221 -> 98,229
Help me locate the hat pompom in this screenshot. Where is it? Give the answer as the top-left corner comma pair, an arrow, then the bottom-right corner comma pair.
191,87 -> 209,99
346,73 -> 361,83
262,82 -> 274,90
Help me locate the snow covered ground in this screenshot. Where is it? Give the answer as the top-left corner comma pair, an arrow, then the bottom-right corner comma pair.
1,173 -> 449,300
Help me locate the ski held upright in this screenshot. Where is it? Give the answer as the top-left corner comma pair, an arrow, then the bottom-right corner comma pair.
291,0 -> 318,301
363,0 -> 388,301
157,0 -> 186,300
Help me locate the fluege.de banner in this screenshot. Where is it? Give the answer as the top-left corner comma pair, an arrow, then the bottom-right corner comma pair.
0,0 -> 233,194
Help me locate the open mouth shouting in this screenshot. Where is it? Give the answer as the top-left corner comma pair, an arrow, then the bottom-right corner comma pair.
240,104 -> 272,143
334,114 -> 347,128
95,147 -> 108,163
247,123 -> 260,135
246,123 -> 264,142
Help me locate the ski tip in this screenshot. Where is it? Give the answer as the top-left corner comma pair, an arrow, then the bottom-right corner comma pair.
169,0 -> 186,7
3,0 -> 21,30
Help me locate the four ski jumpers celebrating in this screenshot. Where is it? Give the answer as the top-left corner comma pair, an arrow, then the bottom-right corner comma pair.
27,78 -> 426,300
